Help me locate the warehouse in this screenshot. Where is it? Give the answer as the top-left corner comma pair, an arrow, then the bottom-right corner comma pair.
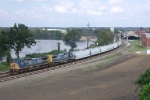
141,33 -> 150,47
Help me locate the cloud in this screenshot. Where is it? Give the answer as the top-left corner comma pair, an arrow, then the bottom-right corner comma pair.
79,0 -> 102,9
41,5 -> 53,12
13,9 -> 44,20
9,0 -> 25,2
87,10 -> 102,16
110,6 -> 124,13
54,1 -> 74,13
70,8 -> 83,14
0,9 -> 8,18
77,0 -> 108,16
108,0 -> 121,4
54,6 -> 67,13
9,0 -> 57,2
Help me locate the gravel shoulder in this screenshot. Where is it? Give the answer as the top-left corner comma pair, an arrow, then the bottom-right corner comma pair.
0,46 -> 149,100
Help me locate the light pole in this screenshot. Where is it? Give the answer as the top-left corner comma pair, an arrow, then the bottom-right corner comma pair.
87,22 -> 90,49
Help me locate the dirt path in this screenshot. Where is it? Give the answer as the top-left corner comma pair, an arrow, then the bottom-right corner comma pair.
0,53 -> 150,100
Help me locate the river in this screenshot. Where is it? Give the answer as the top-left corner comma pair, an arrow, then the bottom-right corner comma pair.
0,40 -> 93,62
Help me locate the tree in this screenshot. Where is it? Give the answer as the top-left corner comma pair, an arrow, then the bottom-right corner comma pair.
0,30 -> 11,50
9,23 -> 36,58
57,42 -> 61,53
114,28 -> 119,34
6,50 -> 12,64
95,29 -> 114,46
63,29 -> 81,50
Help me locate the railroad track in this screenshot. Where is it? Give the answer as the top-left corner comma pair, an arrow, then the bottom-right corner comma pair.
0,42 -> 125,83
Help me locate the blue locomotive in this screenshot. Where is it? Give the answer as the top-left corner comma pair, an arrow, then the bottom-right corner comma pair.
10,52 -> 75,74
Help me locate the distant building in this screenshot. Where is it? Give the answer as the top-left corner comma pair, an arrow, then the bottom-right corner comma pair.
80,36 -> 97,42
135,27 -> 147,36
110,26 -> 114,33
122,31 -> 140,40
141,33 -> 150,47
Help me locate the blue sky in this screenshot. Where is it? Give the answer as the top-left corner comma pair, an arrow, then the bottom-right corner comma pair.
0,0 -> 150,27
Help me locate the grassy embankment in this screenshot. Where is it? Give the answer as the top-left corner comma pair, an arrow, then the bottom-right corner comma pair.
0,62 -> 9,72
87,40 -> 147,71
128,40 -> 147,53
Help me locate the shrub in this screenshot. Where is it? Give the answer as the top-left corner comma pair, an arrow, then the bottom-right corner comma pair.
0,62 -> 9,71
134,68 -> 150,89
25,50 -> 64,58
139,83 -> 150,100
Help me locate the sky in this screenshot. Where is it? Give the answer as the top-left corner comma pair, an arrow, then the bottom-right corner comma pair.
0,0 -> 150,27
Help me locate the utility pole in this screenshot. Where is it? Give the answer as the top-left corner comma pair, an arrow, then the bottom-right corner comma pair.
87,22 -> 90,49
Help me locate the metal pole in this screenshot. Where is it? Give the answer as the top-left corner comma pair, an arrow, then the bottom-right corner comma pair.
127,33 -> 128,47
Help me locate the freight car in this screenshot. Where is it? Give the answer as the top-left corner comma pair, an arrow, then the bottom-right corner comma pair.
9,40 -> 122,75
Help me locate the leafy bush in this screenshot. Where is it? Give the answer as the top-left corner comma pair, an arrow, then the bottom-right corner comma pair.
25,50 -> 64,58
0,62 -> 9,71
139,83 -> 150,100
134,68 -> 150,100
134,68 -> 150,88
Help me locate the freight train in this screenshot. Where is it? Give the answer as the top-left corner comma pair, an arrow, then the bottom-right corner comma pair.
9,40 -> 122,75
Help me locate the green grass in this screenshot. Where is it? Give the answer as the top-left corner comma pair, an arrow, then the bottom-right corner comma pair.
84,64 -> 101,72
101,52 -> 122,60
128,40 -> 147,52
129,40 -> 140,44
0,62 -> 9,71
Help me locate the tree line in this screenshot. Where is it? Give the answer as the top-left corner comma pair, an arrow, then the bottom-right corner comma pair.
0,23 -> 116,60
31,28 -> 64,39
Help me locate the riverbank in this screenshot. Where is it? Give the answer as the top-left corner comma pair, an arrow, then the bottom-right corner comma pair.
0,40 -> 93,63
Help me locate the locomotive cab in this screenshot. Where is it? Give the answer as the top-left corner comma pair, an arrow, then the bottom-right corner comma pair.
9,58 -> 31,74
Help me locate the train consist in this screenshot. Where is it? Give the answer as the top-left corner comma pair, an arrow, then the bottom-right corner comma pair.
9,40 -> 122,74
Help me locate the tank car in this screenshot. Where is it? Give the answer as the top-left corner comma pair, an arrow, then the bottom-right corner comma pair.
100,45 -> 109,53
89,47 -> 101,56
113,42 -> 118,48
108,43 -> 114,51
72,49 -> 91,60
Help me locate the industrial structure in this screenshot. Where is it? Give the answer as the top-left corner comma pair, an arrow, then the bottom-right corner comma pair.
141,33 -> 150,47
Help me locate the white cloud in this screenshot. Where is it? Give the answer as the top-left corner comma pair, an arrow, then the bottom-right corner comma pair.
13,9 -> 44,20
79,0 -> 102,9
0,9 -> 8,18
54,6 -> 67,13
108,0 -> 121,4
54,1 -> 74,13
110,6 -> 124,13
70,8 -> 83,14
9,0 -> 25,2
78,0 -> 108,16
32,14 -> 43,19
9,0 -> 56,1
87,10 -> 102,16
42,5 -> 53,12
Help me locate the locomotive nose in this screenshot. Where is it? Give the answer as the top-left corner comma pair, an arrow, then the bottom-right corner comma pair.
10,63 -> 20,70
10,63 -> 20,74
